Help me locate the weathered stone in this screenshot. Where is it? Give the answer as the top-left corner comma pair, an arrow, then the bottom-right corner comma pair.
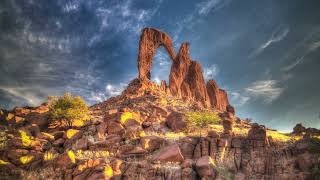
169,43 -> 211,108
206,79 -> 230,111
195,156 -> 216,178
107,121 -> 124,135
166,112 -> 187,132
248,123 -> 266,140
138,28 -> 176,80
140,136 -> 164,152
293,123 -> 306,135
153,144 -> 184,162
231,138 -> 242,148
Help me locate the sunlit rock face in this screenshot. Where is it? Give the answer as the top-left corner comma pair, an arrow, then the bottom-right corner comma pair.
206,79 -> 230,111
169,43 -> 211,108
137,28 -> 228,109
137,28 -> 176,80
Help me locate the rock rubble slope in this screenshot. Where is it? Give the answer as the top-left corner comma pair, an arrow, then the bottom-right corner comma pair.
0,28 -> 319,180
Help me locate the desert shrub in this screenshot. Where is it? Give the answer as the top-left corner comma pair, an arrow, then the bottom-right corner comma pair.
0,129 -> 8,150
184,111 -> 221,136
49,92 -> 90,127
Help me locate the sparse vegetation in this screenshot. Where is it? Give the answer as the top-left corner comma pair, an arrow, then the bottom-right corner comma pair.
49,92 -> 90,128
184,111 -> 221,136
266,130 -> 293,142
19,130 -> 33,147
0,129 -> 8,150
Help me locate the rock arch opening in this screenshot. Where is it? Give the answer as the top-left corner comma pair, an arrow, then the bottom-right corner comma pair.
150,46 -> 172,85
137,28 -> 176,80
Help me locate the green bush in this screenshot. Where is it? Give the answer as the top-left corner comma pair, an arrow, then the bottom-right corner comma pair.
184,111 -> 221,136
49,92 -> 90,127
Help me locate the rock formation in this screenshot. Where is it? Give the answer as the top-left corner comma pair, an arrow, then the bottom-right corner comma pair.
137,28 -> 176,80
1,28 -> 319,180
137,28 -> 231,110
206,79 -> 230,111
170,43 -> 211,107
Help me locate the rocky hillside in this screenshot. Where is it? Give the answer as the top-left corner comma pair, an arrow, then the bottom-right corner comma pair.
0,28 -> 320,180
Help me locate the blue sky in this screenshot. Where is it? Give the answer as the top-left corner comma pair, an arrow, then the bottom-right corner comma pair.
0,0 -> 320,131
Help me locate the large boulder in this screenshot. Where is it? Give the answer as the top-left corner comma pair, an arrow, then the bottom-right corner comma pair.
140,136 -> 165,152
153,144 -> 184,163
166,112 -> 187,132
248,123 -> 266,140
293,123 -> 306,135
195,156 -> 216,178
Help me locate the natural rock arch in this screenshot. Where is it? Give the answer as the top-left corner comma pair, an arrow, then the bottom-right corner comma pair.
137,28 -> 176,80
137,27 -> 232,110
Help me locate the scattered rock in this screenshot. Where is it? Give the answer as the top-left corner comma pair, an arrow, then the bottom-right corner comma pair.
166,112 -> 187,132
140,136 -> 164,151
195,156 -> 216,178
293,123 -> 306,135
153,144 -> 184,163
206,80 -> 230,111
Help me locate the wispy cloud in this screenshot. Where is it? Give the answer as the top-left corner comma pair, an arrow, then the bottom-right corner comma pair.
0,86 -> 49,107
230,91 -> 250,106
197,0 -> 233,15
245,80 -> 285,104
250,26 -> 289,57
204,64 -> 219,80
173,0 -> 233,43
88,83 -> 127,103
282,40 -> 320,71
95,0 -> 162,35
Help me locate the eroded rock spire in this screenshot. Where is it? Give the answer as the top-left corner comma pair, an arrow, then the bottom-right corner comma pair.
137,28 -> 176,80
137,27 -> 232,110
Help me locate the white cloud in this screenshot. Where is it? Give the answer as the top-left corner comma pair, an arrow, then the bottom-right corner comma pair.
204,64 -> 219,80
245,80 -> 285,104
62,1 -> 80,13
197,0 -> 233,15
0,86 -> 46,107
154,49 -> 171,66
282,40 -> 320,72
230,91 -> 250,106
95,0 -> 163,36
89,83 -> 127,103
250,26 -> 289,57
261,28 -> 289,49
152,76 -> 161,84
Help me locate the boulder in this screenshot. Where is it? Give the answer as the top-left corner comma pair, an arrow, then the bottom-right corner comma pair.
107,121 -> 124,135
153,144 -> 184,163
140,136 -> 164,151
222,119 -> 233,133
293,123 -> 306,135
25,112 -> 49,130
195,156 -> 216,178
124,146 -> 147,157
166,112 -> 187,132
248,123 -> 266,140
